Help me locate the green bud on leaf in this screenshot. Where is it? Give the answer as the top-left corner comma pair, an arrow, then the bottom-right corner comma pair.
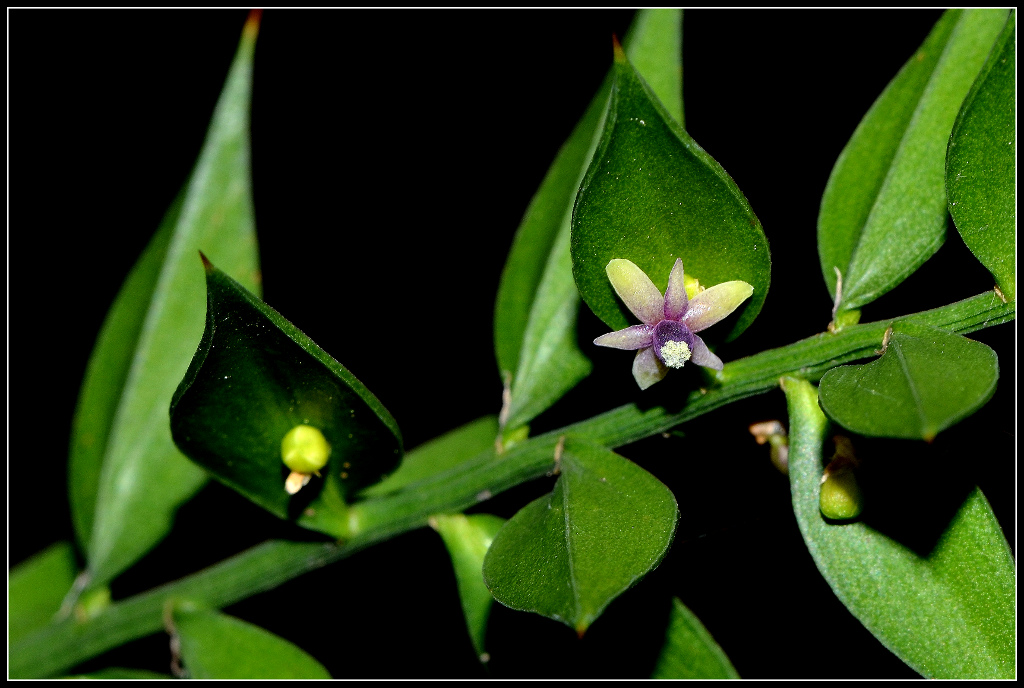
819,436 -> 862,520
281,425 -> 331,475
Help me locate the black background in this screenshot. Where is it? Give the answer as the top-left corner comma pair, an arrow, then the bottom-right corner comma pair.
9,9 -> 1015,679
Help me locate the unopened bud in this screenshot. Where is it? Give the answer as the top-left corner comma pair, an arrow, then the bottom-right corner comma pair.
819,436 -> 862,520
281,424 -> 331,494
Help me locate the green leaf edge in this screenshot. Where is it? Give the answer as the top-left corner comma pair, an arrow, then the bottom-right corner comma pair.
172,603 -> 331,679
945,10 -> 1017,303
651,597 -> 740,679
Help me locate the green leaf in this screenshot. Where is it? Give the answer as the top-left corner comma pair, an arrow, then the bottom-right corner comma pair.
946,11 -> 1017,302
69,16 -> 264,588
818,9 -> 1009,313
9,542 -> 78,645
626,9 -> 683,127
482,440 -> 677,635
572,46 -> 769,342
783,376 -> 1015,679
651,598 -> 739,679
361,416 -> 497,498
817,322 -> 998,441
68,192 -> 181,554
432,513 -> 506,662
172,604 -> 331,679
170,261 -> 402,537
495,9 -> 682,433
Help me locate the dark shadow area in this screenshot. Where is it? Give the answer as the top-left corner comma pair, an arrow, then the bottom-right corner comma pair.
843,435 -> 981,558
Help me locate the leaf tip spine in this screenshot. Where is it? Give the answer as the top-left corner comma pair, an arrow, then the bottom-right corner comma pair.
611,34 -> 626,63
243,9 -> 262,41
198,250 -> 213,274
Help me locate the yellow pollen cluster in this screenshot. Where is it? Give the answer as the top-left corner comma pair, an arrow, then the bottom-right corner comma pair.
661,340 -> 692,368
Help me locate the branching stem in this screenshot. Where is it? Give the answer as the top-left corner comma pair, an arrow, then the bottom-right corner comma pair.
10,291 -> 1013,678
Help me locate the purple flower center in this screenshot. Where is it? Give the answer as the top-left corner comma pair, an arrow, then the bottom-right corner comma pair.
652,320 -> 697,368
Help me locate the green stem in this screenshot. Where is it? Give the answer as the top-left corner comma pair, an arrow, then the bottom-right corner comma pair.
11,291 -> 1013,677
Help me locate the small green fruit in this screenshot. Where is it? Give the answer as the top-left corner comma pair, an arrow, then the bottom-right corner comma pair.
819,462 -> 862,520
281,425 -> 331,474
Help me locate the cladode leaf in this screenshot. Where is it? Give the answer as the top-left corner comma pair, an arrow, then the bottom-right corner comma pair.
171,603 -> 331,679
571,44 -> 770,342
482,440 -> 677,635
495,9 -> 683,435
946,11 -> 1016,302
818,9 -> 1009,314
651,597 -> 739,679
170,260 -> 401,538
817,322 -> 998,441
70,15 -> 264,588
433,513 -> 506,662
8,542 -> 79,645
783,377 -> 1014,678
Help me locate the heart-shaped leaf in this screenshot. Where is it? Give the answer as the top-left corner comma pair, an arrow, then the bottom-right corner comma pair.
571,44 -> 769,341
651,597 -> 739,679
482,440 -> 677,635
818,322 -> 998,441
433,513 -> 506,662
495,9 -> 682,434
171,604 -> 331,679
946,12 -> 1016,302
170,260 -> 401,538
9,542 -> 79,645
818,9 -> 1009,314
783,377 -> 1015,678
68,14 -> 264,587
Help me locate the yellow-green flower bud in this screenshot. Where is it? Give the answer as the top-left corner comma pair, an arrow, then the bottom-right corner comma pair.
819,465 -> 862,520
819,437 -> 862,520
682,273 -> 704,299
281,424 -> 331,474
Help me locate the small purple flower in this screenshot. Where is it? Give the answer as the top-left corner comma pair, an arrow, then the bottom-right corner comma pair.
594,258 -> 754,389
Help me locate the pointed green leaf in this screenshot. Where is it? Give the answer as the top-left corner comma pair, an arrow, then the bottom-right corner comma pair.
652,598 -> 739,679
170,262 -> 402,537
70,16 -> 264,588
818,9 -> 1009,312
482,441 -> 677,635
68,192 -> 181,553
495,9 -> 682,433
361,416 -> 497,498
172,605 -> 331,679
433,513 -> 506,662
946,12 -> 1016,302
9,542 -> 78,645
572,47 -> 769,341
818,322 -> 998,441
783,377 -> 1015,679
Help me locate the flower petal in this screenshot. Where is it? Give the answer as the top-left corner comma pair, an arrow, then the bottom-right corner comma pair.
689,334 -> 724,371
594,324 -> 654,350
632,347 -> 668,390
606,259 -> 664,326
663,258 -> 689,321
682,280 -> 754,332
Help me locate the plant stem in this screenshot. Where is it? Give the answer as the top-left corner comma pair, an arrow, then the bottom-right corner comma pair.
11,290 -> 1013,678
